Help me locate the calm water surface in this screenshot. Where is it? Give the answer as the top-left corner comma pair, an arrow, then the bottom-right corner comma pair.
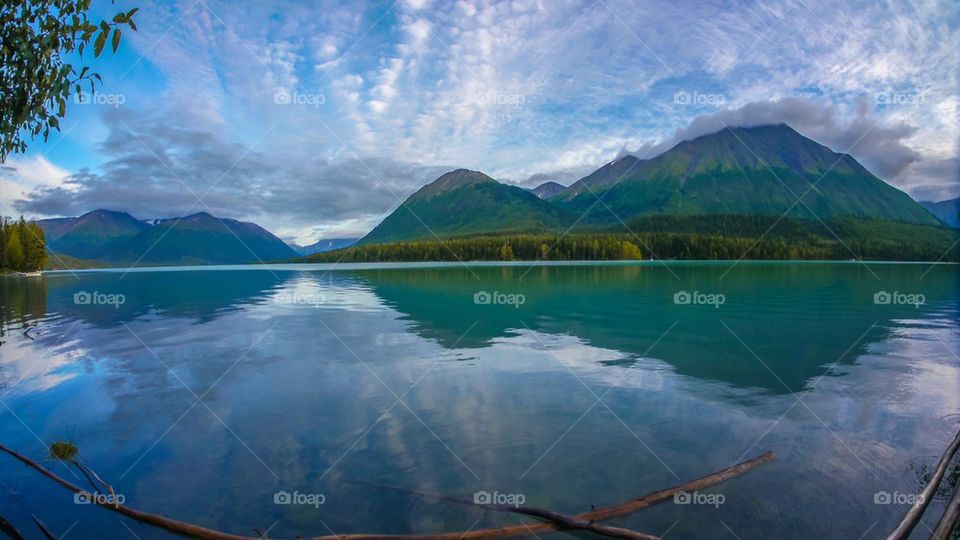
0,262 -> 958,539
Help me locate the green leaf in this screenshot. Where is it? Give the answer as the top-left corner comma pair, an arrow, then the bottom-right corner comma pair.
112,28 -> 121,53
93,30 -> 107,57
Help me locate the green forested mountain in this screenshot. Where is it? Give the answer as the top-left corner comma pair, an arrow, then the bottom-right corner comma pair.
550,124 -> 940,226
358,125 -> 941,254
360,169 -> 571,244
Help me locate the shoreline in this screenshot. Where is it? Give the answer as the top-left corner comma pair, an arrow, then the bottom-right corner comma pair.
39,259 -> 959,275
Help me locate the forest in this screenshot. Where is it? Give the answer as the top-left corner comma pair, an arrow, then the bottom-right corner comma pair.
0,217 -> 47,272
299,215 -> 960,263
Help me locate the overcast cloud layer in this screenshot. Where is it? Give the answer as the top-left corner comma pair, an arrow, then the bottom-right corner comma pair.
2,0 -> 957,241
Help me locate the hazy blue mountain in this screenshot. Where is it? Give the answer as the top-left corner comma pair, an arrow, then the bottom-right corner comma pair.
920,198 -> 960,228
291,238 -> 359,255
529,181 -> 566,199
553,124 -> 940,226
360,169 -> 571,244
39,210 -> 296,265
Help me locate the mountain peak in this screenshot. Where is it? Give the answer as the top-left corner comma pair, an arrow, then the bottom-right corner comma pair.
530,181 -> 566,199
412,169 -> 496,200
79,209 -> 137,220
361,169 -> 568,244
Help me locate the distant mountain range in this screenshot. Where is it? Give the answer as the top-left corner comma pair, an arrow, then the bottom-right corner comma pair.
359,124 -> 942,244
290,238 -> 359,255
35,124 -> 951,267
38,210 -> 297,265
920,198 -> 960,228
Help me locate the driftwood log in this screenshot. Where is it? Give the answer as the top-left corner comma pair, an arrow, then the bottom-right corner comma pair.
348,481 -> 659,540
885,428 -> 960,540
930,479 -> 960,540
0,442 -> 773,539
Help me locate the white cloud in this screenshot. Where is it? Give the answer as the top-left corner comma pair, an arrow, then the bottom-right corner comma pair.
18,0 -> 957,238
0,156 -> 71,219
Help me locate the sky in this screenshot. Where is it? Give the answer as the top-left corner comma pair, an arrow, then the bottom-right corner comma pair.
1,0 -> 958,243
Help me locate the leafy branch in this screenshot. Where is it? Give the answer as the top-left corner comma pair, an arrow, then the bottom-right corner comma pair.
0,0 -> 138,161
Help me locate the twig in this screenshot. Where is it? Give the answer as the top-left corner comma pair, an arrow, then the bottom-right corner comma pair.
30,515 -> 57,540
0,515 -> 25,540
71,461 -> 102,494
0,441 -> 773,540
75,461 -> 118,508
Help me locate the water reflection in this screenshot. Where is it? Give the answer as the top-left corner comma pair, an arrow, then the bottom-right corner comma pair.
0,263 -> 957,539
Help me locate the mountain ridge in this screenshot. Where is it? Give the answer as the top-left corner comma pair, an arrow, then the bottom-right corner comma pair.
551,124 -> 938,226
38,210 -> 296,265
359,123 -> 940,245
361,169 -> 570,244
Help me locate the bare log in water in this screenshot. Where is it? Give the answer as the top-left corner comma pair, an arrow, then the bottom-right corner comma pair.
349,481 -> 657,540
0,441 -> 773,540
930,479 -> 960,540
885,428 -> 960,540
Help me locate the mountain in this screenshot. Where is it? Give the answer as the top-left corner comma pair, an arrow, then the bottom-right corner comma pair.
920,198 -> 960,228
529,181 -> 566,199
360,169 -> 571,244
291,238 -> 359,255
553,124 -> 940,226
39,210 -> 149,259
39,210 -> 296,265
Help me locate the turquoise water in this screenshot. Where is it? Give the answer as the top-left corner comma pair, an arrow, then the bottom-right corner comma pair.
0,261 -> 958,538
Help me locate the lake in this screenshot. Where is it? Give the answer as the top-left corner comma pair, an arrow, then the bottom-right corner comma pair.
0,261 -> 958,539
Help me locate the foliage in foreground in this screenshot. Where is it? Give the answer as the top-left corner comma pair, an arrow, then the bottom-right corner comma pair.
0,0 -> 137,160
